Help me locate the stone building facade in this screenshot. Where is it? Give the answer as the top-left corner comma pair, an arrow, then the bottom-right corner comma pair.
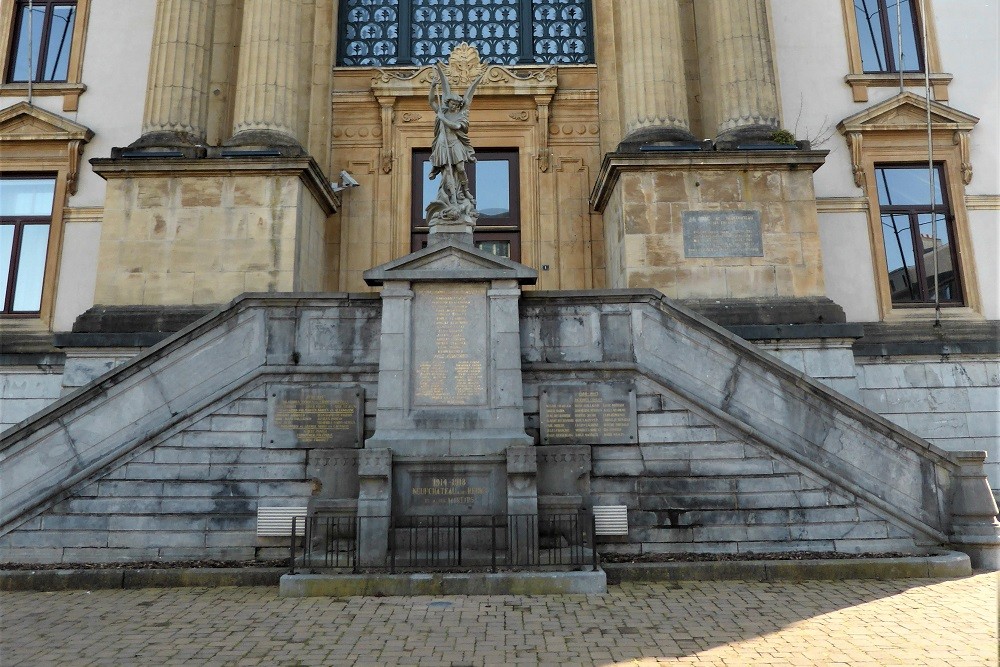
0,0 -> 997,566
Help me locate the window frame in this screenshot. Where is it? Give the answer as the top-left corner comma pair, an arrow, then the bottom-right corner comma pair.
0,102 -> 92,328
874,163 -> 963,307
410,148 -> 522,260
841,0 -> 950,103
0,0 -> 89,111
0,174 -> 56,316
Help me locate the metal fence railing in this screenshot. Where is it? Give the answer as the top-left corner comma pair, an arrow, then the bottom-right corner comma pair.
289,512 -> 598,574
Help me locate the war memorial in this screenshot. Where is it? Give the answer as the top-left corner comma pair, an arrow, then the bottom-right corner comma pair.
0,1 -> 998,588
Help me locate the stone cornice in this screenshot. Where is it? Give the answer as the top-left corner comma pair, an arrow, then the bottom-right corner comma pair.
89,156 -> 341,214
589,150 -> 829,212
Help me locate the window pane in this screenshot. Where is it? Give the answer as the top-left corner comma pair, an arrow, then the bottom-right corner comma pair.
882,213 -> 919,303
421,159 -> 435,211
0,226 -> 13,307
10,5 -> 46,82
474,160 -> 510,219
855,0 -> 889,72
11,224 -> 49,311
0,178 -> 56,216
44,5 -> 77,81
916,212 -> 960,302
896,0 -> 922,72
475,239 -> 511,258
875,167 -> 943,206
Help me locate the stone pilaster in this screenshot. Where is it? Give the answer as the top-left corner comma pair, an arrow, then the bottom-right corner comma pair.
615,0 -> 693,147
130,0 -> 215,154
697,0 -> 781,144
227,0 -> 306,153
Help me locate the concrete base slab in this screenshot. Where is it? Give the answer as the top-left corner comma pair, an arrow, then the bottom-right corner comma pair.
279,569 -> 607,597
603,551 -> 972,584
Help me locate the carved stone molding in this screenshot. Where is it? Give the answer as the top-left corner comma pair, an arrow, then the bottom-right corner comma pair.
838,92 -> 980,187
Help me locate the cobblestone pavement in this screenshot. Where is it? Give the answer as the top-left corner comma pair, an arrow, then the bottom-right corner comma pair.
1,574 -> 997,666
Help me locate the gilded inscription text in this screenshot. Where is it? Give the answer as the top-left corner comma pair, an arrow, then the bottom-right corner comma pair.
274,395 -> 357,443
413,284 -> 487,406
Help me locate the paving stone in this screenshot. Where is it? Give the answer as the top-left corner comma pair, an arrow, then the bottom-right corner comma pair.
5,577 -> 992,666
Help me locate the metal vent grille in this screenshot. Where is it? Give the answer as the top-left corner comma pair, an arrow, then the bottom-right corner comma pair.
256,507 -> 307,537
593,505 -> 629,536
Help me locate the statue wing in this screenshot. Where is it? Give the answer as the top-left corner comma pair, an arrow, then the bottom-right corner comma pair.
463,72 -> 485,108
435,60 -> 453,100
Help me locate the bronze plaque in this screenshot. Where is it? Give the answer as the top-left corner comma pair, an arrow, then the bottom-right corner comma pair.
540,384 -> 637,445
267,385 -> 364,448
682,210 -> 764,258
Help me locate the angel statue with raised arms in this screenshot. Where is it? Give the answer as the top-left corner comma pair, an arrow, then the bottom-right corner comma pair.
426,59 -> 485,229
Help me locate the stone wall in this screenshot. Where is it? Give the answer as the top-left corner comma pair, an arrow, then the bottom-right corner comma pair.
0,370 -> 63,433
856,357 -> 1000,493
90,158 -> 337,306
596,154 -> 829,300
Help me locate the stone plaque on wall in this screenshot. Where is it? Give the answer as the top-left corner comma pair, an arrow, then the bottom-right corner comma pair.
411,283 -> 489,407
682,210 -> 764,258
540,384 -> 637,445
266,385 -> 364,448
394,462 -> 505,515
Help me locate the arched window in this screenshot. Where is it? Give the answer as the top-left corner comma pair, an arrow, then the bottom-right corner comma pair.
338,0 -> 593,66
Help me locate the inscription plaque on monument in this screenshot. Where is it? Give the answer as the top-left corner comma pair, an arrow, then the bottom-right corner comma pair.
394,463 -> 504,515
682,210 -> 764,258
411,283 -> 488,407
540,384 -> 637,445
266,385 -> 364,448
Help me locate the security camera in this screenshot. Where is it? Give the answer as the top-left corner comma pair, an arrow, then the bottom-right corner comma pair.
340,170 -> 360,188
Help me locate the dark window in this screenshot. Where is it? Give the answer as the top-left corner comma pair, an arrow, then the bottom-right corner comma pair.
412,149 -> 520,260
339,0 -> 593,66
854,0 -> 923,73
7,0 -> 77,83
0,176 -> 55,314
876,165 -> 961,306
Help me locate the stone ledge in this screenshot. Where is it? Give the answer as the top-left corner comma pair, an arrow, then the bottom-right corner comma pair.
854,320 -> 1000,357
603,551 -> 971,584
279,570 -> 607,597
0,567 -> 285,592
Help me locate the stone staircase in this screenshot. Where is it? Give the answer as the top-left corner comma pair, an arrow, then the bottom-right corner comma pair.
1,290 -> 996,567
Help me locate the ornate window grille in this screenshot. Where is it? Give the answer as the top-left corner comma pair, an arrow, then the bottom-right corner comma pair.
338,0 -> 593,66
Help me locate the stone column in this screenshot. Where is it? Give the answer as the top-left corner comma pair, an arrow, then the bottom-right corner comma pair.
226,0 -> 305,153
131,0 -> 215,153
615,0 -> 693,148
697,0 -> 781,144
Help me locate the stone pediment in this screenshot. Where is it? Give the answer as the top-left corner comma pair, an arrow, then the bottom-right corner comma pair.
364,239 -> 538,285
837,91 -> 978,133
0,101 -> 94,142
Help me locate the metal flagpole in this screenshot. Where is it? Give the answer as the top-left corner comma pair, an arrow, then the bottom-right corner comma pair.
919,0 -> 941,325
897,0 -> 905,92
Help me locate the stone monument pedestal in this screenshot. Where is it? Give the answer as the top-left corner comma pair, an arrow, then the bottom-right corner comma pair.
360,238 -> 538,566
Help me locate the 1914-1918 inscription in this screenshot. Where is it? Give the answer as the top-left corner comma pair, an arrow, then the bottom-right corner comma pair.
412,283 -> 488,407
394,464 -> 502,515
266,385 -> 364,448
683,210 -> 764,258
540,384 -> 638,445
